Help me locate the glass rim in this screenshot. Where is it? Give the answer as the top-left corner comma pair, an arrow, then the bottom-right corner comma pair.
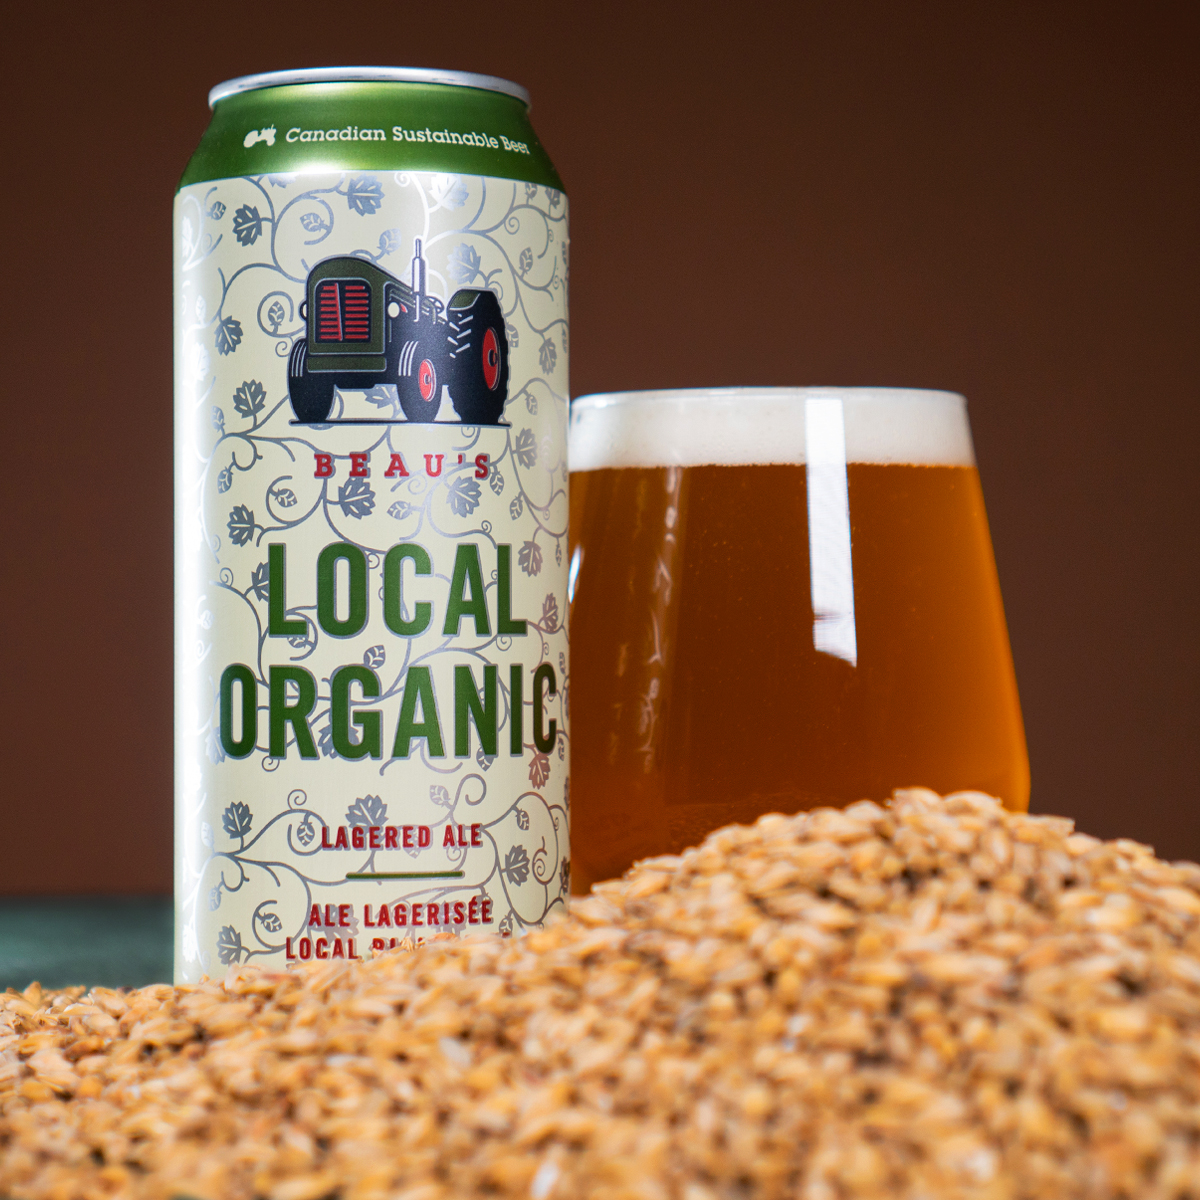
572,386 -> 966,411
568,386 -> 975,471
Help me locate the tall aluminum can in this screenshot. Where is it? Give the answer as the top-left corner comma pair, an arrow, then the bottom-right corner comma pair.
174,68 -> 569,982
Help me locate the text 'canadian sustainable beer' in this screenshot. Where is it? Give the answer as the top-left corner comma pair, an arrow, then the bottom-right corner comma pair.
175,69 -> 569,981
567,388 -> 1028,892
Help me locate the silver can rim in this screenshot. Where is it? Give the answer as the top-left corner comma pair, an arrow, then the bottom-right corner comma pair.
208,66 -> 531,111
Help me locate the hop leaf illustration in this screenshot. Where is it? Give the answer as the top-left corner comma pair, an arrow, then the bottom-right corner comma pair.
525,392 -> 538,415
364,385 -> 395,408
560,858 -> 571,896
528,752 -> 551,789
430,784 -> 453,808
430,174 -> 469,210
499,911 -> 514,937
502,845 -> 530,886
363,645 -> 385,669
516,808 -> 530,831
232,204 -> 263,245
541,594 -> 559,632
227,505 -> 256,547
337,476 -> 375,519
266,300 -> 286,333
316,721 -> 337,760
222,801 -> 253,840
476,746 -> 495,771
187,341 -> 211,382
447,243 -> 482,284
514,428 -> 538,469
378,228 -> 403,256
518,540 -> 543,577
217,465 -> 233,494
539,338 -> 557,374
271,486 -> 297,508
211,406 -> 225,434
260,912 -> 282,934
446,476 -> 482,517
509,494 -> 524,520
555,541 -> 563,566
346,794 -> 388,827
215,316 -> 243,356
525,182 -> 539,201
346,176 -> 384,215
250,561 -> 270,601
548,190 -> 562,209
216,926 -> 244,966
233,379 -> 266,419
200,822 -> 214,849
489,469 -> 504,495
205,726 -> 225,764
300,212 -> 328,233
505,321 -> 519,349
208,200 -> 226,220
519,247 -> 533,275
267,174 -> 292,189
388,500 -> 416,520
296,814 -> 316,846
208,886 -> 222,912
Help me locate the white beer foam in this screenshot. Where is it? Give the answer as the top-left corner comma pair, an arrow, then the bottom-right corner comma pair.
569,387 -> 976,470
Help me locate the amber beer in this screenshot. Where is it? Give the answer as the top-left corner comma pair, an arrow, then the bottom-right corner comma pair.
567,388 -> 1029,892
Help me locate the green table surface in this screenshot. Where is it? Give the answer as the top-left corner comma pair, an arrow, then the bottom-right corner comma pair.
0,898 -> 173,993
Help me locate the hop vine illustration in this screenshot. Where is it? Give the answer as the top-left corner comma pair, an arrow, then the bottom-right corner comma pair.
178,172 -> 571,972
346,795 -> 388,827
216,926 -> 244,965
214,316 -> 243,356
345,176 -> 384,215
528,753 -> 551,788
232,205 -> 263,245
226,506 -> 256,547
503,845 -> 530,886
447,477 -> 482,516
232,380 -> 267,419
338,477 -> 375,519
222,802 -> 253,841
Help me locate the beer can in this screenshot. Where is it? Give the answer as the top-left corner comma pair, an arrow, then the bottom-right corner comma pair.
173,68 -> 570,982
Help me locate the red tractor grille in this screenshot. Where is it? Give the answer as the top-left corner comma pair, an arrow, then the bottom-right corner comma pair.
314,280 -> 372,342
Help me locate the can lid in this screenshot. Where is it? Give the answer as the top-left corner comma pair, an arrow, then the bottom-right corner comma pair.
208,66 -> 530,110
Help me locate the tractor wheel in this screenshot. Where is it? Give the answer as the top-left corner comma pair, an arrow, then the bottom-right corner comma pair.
395,337 -> 443,423
287,339 -> 336,423
446,290 -> 508,425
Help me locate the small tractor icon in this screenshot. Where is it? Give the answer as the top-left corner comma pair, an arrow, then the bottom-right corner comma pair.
287,240 -> 509,425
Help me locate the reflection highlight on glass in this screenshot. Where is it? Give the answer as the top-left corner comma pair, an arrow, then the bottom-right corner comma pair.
805,393 -> 858,667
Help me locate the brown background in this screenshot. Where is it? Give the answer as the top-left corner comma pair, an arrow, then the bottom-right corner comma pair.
0,1 -> 1196,893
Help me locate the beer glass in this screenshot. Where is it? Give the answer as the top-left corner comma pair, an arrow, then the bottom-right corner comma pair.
567,388 -> 1029,892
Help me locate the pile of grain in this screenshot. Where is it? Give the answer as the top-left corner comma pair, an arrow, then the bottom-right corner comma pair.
5,788 -> 1200,1200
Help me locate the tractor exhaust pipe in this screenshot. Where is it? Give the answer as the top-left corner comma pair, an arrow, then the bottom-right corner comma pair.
411,239 -> 426,319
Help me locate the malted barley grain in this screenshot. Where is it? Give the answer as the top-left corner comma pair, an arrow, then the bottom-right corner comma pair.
4,789 -> 1200,1199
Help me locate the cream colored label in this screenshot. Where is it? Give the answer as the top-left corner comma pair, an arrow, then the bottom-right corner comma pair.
174,170 -> 569,981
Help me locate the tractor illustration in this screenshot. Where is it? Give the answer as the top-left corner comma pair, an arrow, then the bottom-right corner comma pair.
287,240 -> 509,425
